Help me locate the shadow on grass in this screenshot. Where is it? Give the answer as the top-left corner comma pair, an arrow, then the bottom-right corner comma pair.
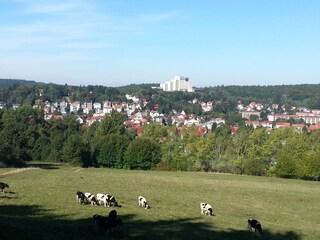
0,205 -> 302,240
0,195 -> 18,199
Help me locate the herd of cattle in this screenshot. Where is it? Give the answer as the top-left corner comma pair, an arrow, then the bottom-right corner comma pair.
1,181 -> 263,235
75,190 -> 263,235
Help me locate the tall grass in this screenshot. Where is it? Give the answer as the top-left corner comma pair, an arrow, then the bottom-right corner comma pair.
0,163 -> 319,240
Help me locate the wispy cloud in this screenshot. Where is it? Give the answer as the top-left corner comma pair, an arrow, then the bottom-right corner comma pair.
13,0 -> 91,14
2,0 -> 179,54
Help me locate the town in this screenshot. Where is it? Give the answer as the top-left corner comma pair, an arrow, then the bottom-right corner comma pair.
1,76 -> 320,136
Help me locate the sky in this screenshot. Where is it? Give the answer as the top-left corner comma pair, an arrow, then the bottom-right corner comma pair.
0,0 -> 319,88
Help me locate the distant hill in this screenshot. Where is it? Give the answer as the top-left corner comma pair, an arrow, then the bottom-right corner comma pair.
1,78 -> 320,110
0,78 -> 37,87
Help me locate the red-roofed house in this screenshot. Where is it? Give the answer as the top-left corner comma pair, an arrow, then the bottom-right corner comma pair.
308,124 -> 320,131
275,122 -> 291,128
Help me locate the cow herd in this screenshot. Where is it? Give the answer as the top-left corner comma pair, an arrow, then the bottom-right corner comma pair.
75,190 -> 263,235
1,180 -> 263,236
76,191 -> 120,207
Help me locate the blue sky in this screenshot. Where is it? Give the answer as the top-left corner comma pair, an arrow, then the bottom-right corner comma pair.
0,0 -> 319,87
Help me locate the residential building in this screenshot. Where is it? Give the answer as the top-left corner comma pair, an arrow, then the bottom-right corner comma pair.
241,111 -> 261,119
70,101 -> 80,113
160,76 -> 194,92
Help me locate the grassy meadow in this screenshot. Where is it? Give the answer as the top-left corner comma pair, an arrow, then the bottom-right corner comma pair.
0,163 -> 319,240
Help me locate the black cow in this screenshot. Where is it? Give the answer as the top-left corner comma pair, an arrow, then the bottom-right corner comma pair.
76,191 -> 85,204
248,218 -> 263,235
0,182 -> 9,193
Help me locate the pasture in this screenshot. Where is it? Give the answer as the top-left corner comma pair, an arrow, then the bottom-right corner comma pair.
0,163 -> 319,240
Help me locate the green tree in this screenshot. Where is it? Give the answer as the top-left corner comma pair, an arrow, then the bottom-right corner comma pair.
0,106 -> 45,165
96,134 -> 129,168
240,128 -> 271,175
62,134 -> 90,167
124,137 -> 161,170
298,149 -> 320,179
96,110 -> 126,136
274,134 -> 309,178
142,123 -> 168,142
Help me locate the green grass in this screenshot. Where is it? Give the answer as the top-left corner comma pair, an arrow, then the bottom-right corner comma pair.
0,162 -> 319,240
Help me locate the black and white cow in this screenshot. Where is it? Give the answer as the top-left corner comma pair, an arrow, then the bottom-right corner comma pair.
200,202 -> 214,216
85,192 -> 98,206
76,191 -> 85,204
96,193 -> 106,206
0,182 -> 9,193
96,193 -> 119,207
138,196 -> 150,209
105,194 -> 119,207
247,218 -> 263,235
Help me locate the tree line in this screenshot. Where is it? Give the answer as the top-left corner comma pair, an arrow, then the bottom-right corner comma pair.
2,80 -> 320,116
0,106 -> 319,180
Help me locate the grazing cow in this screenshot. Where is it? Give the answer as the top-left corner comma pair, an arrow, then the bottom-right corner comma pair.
76,191 -> 85,204
247,218 -> 263,235
105,194 -> 119,207
138,196 -> 150,209
96,193 -> 105,205
200,202 -> 214,216
0,182 -> 9,193
84,192 -> 98,206
96,193 -> 119,207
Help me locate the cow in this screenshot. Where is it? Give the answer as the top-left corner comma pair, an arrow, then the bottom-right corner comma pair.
105,194 -> 119,207
96,193 -> 106,206
84,192 -> 98,206
96,193 -> 119,207
0,182 -> 9,193
247,218 -> 263,235
76,191 -> 85,204
138,196 -> 150,209
200,202 -> 214,216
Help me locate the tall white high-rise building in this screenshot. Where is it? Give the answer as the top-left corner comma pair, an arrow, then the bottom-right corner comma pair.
160,76 -> 194,92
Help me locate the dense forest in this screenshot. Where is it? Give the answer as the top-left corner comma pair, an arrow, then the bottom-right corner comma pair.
0,79 -> 320,180
0,78 -> 37,87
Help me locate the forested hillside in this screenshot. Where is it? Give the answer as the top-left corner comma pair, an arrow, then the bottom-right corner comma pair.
0,78 -> 37,87
1,80 -> 320,111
